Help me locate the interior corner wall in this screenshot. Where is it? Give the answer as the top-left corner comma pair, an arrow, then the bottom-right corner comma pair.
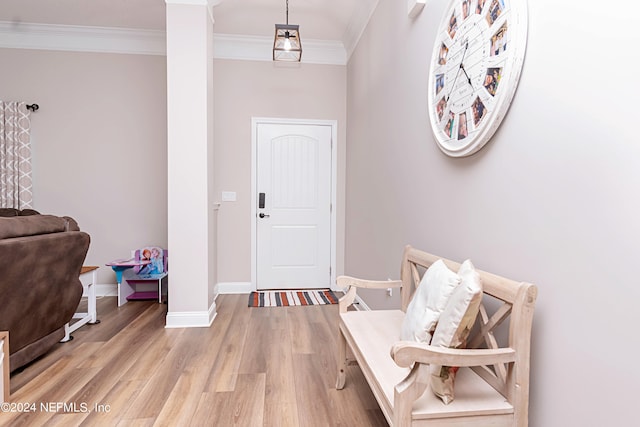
346,0 -> 640,425
212,59 -> 347,288
0,48 -> 168,286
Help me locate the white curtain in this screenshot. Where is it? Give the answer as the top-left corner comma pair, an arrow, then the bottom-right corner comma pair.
0,101 -> 33,209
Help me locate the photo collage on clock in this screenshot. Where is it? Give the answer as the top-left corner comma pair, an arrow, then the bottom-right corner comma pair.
434,0 -> 510,142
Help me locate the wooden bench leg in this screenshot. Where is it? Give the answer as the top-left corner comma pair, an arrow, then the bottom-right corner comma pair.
393,363 -> 429,427
336,328 -> 347,390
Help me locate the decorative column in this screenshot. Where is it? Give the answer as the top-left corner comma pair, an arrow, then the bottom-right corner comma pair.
165,0 -> 219,327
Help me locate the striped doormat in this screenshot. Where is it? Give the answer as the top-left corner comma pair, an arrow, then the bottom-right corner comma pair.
248,290 -> 339,307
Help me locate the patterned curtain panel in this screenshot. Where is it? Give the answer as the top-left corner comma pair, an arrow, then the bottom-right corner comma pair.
0,101 -> 33,209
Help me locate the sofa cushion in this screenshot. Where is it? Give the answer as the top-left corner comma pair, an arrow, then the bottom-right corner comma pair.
0,215 -> 69,239
429,259 -> 483,404
400,259 -> 461,342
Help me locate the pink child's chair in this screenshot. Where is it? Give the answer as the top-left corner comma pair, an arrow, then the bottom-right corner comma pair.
124,246 -> 168,304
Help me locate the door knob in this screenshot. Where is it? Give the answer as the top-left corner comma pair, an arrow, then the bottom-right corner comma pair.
259,213 -> 270,218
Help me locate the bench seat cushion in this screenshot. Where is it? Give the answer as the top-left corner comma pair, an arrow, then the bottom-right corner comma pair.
340,310 -> 513,420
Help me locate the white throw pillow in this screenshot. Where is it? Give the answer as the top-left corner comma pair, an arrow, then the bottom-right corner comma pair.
400,259 -> 461,342
430,259 -> 483,404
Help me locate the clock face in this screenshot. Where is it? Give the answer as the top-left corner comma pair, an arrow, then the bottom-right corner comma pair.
428,0 -> 528,157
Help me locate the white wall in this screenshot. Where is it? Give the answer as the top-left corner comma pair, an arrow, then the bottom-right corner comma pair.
0,43 -> 346,294
0,48 -> 167,285
346,0 -> 640,425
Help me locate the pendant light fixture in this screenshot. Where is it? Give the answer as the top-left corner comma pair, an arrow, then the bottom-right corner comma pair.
273,0 -> 302,62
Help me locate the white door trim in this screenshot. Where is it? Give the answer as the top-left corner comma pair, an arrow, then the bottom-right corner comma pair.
251,117 -> 337,292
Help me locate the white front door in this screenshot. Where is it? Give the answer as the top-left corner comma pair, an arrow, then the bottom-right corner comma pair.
256,123 -> 332,290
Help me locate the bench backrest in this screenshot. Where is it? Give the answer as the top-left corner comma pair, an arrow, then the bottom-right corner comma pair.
399,245 -> 537,419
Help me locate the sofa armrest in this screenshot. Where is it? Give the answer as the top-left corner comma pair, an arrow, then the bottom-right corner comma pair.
336,275 -> 402,312
390,341 -> 516,368
63,216 -> 80,231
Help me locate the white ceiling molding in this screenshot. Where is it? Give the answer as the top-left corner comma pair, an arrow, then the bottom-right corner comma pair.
0,21 -> 347,64
301,39 -> 348,65
342,0 -> 379,60
214,33 -> 346,65
0,21 -> 166,56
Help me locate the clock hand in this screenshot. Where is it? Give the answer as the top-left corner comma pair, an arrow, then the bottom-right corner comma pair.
445,42 -> 470,102
461,64 -> 473,88
460,41 -> 470,64
446,67 -> 462,102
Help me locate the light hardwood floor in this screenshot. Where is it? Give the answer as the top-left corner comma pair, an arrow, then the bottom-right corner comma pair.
5,294 -> 387,426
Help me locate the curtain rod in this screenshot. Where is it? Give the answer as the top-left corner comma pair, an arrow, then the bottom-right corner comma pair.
26,103 -> 39,112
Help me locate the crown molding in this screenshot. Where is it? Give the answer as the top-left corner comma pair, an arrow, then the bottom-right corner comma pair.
342,0 -> 379,60
213,33 -> 346,65
0,21 -> 166,56
0,21 -> 347,65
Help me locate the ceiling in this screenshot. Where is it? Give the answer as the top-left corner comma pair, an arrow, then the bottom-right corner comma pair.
0,0 -> 377,47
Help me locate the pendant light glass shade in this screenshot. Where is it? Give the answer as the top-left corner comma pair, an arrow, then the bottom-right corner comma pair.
273,1 -> 302,62
273,24 -> 302,61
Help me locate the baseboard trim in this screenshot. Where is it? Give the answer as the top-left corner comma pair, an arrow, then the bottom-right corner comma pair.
215,282 -> 253,295
165,302 -> 217,328
94,284 -> 117,297
333,287 -> 367,310
215,282 -> 345,295
354,295 -> 371,311
95,284 -> 219,328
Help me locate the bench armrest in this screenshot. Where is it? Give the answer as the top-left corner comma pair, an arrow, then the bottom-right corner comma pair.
336,275 -> 402,312
390,341 -> 516,368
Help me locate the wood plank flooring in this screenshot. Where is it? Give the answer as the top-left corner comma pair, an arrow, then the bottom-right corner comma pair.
4,294 -> 388,426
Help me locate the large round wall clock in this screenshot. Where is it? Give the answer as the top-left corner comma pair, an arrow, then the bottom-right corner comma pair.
428,0 -> 528,157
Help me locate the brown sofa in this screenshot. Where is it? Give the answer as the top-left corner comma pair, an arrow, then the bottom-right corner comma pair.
0,209 -> 90,371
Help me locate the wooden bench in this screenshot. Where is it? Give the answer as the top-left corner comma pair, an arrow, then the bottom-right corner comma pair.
336,246 -> 537,426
